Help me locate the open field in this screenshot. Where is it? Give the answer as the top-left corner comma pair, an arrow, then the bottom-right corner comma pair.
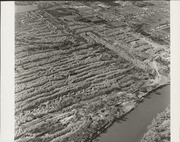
15,1 -> 170,142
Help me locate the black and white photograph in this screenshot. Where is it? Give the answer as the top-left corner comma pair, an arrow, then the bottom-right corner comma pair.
1,1 -> 180,142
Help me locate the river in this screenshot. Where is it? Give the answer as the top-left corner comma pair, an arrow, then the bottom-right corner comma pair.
93,85 -> 170,142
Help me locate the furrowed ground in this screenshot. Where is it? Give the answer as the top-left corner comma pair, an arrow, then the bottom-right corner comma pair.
15,1 -> 170,142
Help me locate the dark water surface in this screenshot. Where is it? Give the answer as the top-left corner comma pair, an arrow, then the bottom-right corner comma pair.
94,85 -> 170,142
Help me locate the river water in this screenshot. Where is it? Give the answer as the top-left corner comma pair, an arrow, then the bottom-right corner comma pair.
94,85 -> 170,142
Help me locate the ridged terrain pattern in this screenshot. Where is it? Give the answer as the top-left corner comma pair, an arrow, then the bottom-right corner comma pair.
15,1 -> 170,142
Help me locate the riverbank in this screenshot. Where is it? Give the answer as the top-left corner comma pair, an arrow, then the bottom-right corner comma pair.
139,83 -> 170,100
89,106 -> 135,142
90,84 -> 170,142
141,107 -> 170,142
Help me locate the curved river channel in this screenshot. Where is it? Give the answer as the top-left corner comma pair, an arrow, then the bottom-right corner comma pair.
93,85 -> 170,142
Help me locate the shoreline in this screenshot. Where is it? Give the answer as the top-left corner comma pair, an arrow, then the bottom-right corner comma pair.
89,83 -> 170,142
